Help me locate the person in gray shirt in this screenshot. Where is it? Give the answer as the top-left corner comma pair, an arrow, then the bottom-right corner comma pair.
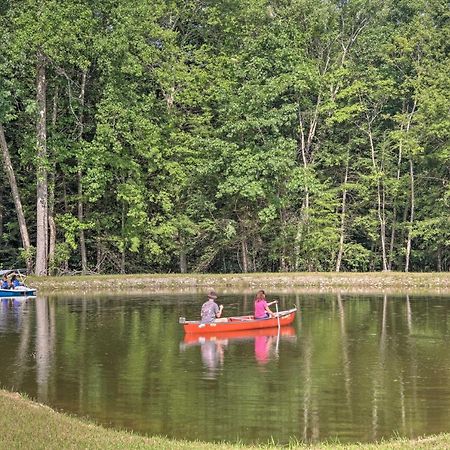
201,290 -> 223,323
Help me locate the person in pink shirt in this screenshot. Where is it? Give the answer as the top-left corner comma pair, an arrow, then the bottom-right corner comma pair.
253,290 -> 277,319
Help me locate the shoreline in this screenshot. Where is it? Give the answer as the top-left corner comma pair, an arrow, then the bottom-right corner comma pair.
27,272 -> 450,295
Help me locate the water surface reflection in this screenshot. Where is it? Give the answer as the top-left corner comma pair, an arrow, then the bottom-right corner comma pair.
1,292 -> 450,444
181,327 -> 297,377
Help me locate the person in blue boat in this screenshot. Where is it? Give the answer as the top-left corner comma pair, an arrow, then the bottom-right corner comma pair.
10,274 -> 22,288
200,290 -> 224,323
1,274 -> 11,289
254,290 -> 276,319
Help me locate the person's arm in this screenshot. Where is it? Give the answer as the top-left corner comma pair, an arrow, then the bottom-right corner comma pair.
263,305 -> 274,317
216,304 -> 224,318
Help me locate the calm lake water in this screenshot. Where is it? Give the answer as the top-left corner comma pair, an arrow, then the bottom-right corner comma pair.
1,291 -> 450,444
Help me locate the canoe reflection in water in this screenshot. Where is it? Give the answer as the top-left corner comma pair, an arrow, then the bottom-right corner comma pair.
181,327 -> 296,377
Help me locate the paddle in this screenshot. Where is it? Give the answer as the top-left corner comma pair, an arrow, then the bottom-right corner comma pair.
274,301 -> 280,355
274,301 -> 280,330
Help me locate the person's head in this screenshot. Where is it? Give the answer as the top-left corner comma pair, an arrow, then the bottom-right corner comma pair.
207,290 -> 218,300
11,275 -> 16,281
255,290 -> 265,301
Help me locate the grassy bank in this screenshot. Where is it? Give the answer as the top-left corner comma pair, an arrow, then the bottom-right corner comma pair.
27,272 -> 450,295
1,390 -> 450,450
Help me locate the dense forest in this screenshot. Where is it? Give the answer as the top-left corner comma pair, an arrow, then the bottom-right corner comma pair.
0,0 -> 448,275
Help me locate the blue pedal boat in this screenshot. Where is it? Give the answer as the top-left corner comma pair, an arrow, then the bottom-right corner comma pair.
0,269 -> 36,297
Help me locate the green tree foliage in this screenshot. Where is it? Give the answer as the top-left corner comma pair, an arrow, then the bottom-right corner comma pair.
0,0 -> 448,273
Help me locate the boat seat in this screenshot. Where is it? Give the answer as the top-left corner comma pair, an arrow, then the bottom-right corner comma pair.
214,318 -> 228,323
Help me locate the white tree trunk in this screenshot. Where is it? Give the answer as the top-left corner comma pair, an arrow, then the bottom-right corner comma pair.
48,87 -> 58,273
241,237 -> 249,273
388,125 -> 403,270
404,101 -> 417,273
294,101 -> 318,270
78,169 -> 87,273
0,183 -> 2,240
405,158 -> 415,272
179,247 -> 187,273
367,125 -> 388,271
35,50 -> 48,276
78,70 -> 88,274
336,158 -> 349,272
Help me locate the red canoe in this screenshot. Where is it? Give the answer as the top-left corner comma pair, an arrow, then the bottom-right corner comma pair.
180,307 -> 297,334
182,325 -> 296,345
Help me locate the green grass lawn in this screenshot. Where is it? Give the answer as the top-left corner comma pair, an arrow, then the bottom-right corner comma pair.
1,390 -> 450,450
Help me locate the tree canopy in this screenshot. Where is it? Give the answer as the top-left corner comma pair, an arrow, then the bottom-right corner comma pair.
0,0 -> 448,274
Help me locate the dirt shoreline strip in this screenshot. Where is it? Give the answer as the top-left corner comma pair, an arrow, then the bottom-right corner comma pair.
28,272 -> 450,294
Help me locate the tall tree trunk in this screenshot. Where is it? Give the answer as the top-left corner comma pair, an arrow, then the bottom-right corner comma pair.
294,99 -> 319,270
179,249 -> 187,273
62,175 -> 69,273
381,164 -> 388,270
295,195 -> 310,270
367,124 -> 388,271
78,70 -> 88,274
120,248 -> 125,274
389,104 -> 416,271
35,50 -> 48,276
48,87 -> 58,274
179,236 -> 187,273
251,246 -> 257,273
241,237 -> 249,273
0,182 -> 3,241
405,158 -> 415,272
280,206 -> 288,272
388,215 -> 397,270
96,236 -> 102,273
120,201 -> 126,274
78,169 -> 87,273
403,101 -> 417,273
48,171 -> 56,275
0,123 -> 32,271
336,157 -> 349,272
388,124 -> 403,270
378,184 -> 388,271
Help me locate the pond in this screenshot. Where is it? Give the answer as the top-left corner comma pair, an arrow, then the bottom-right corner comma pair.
1,291 -> 450,445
